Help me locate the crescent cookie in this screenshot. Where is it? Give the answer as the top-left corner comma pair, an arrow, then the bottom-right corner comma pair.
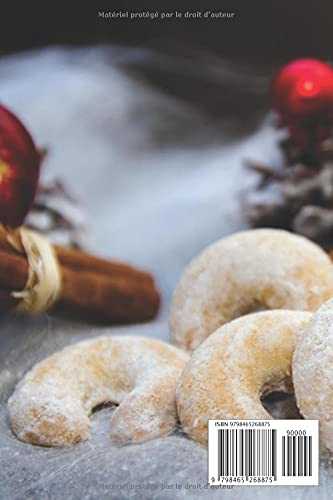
170,228 -> 333,350
177,310 -> 311,445
293,299 -> 333,453
8,335 -> 189,447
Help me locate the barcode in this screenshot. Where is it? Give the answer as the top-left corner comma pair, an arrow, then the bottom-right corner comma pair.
217,429 -> 276,479
282,435 -> 312,476
209,420 -> 319,486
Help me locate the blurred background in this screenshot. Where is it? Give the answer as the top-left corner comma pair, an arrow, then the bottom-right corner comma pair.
2,2 -> 333,139
0,1 -> 333,308
2,3 -> 333,64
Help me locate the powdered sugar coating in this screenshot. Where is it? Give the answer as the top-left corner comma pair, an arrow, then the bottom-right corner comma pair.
293,299 -> 333,452
177,310 -> 312,445
170,229 -> 333,351
8,335 -> 189,447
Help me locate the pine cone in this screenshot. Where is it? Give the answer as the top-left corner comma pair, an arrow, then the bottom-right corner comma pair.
244,137 -> 333,247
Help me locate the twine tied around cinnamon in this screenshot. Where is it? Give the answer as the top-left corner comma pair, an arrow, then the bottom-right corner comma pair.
0,226 -> 62,314
0,225 -> 160,323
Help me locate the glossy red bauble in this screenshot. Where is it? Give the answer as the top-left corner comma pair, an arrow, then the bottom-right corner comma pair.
272,59 -> 333,120
272,59 -> 333,150
0,104 -> 41,228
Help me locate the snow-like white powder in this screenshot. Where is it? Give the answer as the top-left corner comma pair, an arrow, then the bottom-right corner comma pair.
8,335 -> 189,447
177,310 -> 312,445
170,228 -> 333,350
294,299 -> 333,453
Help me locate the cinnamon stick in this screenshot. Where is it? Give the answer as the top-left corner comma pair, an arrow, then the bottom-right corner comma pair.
0,234 -> 154,287
0,245 -> 160,324
53,244 -> 155,287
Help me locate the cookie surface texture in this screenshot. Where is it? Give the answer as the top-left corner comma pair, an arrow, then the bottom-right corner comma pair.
177,310 -> 311,445
293,298 -> 333,453
170,229 -> 333,350
8,335 -> 189,447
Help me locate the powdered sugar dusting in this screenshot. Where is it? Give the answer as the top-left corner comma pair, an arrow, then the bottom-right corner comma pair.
170,229 -> 333,350
8,335 -> 189,447
294,298 -> 333,452
177,310 -> 312,445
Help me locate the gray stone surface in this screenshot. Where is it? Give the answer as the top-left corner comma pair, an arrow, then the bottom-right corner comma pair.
0,47 -> 332,499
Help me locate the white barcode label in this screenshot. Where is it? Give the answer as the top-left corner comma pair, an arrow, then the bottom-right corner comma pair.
208,420 -> 318,486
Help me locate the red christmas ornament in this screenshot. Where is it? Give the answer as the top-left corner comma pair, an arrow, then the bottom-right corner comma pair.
272,59 -> 333,151
0,104 -> 41,228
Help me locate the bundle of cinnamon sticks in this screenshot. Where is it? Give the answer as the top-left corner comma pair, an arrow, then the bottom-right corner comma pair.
0,233 -> 160,324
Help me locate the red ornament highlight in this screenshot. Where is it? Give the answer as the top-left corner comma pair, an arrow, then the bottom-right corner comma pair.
272,59 -> 333,151
0,104 -> 41,227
